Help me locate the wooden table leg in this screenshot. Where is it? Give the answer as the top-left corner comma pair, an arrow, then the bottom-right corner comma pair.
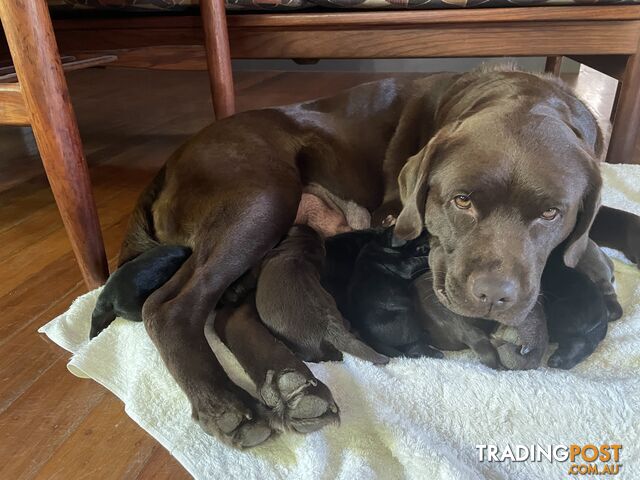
607,48 -> 640,164
545,56 -> 563,76
0,0 -> 109,288
610,81 -> 622,122
201,0 -> 235,119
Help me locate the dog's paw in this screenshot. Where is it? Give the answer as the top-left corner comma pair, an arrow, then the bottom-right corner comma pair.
472,340 -> 502,369
623,219 -> 640,267
495,342 -> 541,370
605,294 -> 624,322
547,339 -> 591,370
402,341 -> 444,359
547,351 -> 578,370
191,389 -> 273,448
259,369 -> 339,434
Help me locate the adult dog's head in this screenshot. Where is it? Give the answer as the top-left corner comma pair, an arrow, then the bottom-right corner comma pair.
393,70 -> 604,325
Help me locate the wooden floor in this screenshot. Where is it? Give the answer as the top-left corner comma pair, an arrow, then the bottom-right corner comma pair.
0,66 -> 620,479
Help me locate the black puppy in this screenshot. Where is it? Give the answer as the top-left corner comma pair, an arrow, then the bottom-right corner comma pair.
542,248 -> 609,370
349,229 -> 612,369
340,228 -> 509,367
344,228 -> 443,359
90,245 -> 191,339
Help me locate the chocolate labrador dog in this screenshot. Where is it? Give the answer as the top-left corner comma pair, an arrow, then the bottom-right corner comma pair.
118,67 -> 640,447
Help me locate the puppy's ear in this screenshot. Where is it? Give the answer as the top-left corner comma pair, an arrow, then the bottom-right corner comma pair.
563,167 -> 602,268
393,144 -> 433,244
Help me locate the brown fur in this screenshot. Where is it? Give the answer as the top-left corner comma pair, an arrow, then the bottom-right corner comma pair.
120,69 -> 639,447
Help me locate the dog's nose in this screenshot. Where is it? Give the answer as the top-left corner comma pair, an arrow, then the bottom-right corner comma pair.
469,272 -> 517,310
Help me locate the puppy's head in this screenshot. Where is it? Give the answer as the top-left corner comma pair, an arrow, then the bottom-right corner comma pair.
394,71 -> 603,325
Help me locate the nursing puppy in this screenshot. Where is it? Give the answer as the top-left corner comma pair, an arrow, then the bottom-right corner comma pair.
343,228 -> 543,369
346,228 -> 614,370
543,245 -> 610,370
346,228 -> 443,359
255,225 -> 389,365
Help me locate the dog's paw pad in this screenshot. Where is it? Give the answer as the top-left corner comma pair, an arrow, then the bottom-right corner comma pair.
215,411 -> 245,434
233,420 -> 273,448
605,295 -> 623,322
547,353 -> 575,370
192,395 -> 273,448
289,393 -> 329,419
259,369 -> 339,433
277,370 -> 314,398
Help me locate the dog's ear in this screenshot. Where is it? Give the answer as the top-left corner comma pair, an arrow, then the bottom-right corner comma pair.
393,122 -> 460,245
563,167 -> 602,268
393,144 -> 433,244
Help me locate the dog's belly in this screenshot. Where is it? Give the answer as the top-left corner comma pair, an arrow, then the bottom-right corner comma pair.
295,189 -> 371,237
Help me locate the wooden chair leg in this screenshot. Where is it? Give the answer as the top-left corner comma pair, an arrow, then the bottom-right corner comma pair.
607,49 -> 640,164
544,56 -> 563,76
0,0 -> 108,288
610,81 -> 621,122
201,0 -> 235,119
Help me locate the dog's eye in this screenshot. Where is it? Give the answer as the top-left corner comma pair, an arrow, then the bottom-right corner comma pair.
541,207 -> 559,220
453,194 -> 472,210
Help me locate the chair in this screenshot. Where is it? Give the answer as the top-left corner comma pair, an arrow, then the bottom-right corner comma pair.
0,0 -> 109,288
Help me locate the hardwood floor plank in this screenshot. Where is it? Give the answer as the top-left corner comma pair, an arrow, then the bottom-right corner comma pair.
136,446 -> 191,480
0,217 -> 130,409
0,359 -> 107,480
33,394 -> 158,480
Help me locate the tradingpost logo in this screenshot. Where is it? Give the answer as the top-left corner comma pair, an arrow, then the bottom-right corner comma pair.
476,444 -> 623,476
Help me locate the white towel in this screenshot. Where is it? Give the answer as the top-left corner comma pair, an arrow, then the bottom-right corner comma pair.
40,164 -> 640,480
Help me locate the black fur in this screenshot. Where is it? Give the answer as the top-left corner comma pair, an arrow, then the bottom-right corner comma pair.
543,250 -> 609,370
90,229 -> 613,371
90,245 -> 191,339
342,228 -> 443,359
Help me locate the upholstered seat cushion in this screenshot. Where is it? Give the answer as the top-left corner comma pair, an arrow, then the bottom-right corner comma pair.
48,0 -> 640,12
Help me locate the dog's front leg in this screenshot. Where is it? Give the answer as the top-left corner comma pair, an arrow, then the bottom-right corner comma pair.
142,189 -> 301,448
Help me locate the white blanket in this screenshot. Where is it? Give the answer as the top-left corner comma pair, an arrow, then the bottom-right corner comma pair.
40,164 -> 640,480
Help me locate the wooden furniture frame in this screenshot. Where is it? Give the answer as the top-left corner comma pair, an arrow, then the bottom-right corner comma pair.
2,3 -> 639,288
0,0 -> 109,289
49,5 -> 640,164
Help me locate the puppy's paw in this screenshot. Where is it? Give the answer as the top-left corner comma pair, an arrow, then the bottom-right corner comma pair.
547,352 -> 579,370
605,294 -> 623,322
259,369 -> 339,434
477,347 -> 502,370
622,218 -> 640,267
547,338 -> 593,370
495,342 -> 541,370
402,342 -> 444,359
191,388 -> 273,448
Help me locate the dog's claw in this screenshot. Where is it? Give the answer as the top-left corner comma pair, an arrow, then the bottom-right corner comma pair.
520,345 -> 531,355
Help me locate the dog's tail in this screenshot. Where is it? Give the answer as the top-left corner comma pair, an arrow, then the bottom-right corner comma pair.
326,319 -> 389,365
